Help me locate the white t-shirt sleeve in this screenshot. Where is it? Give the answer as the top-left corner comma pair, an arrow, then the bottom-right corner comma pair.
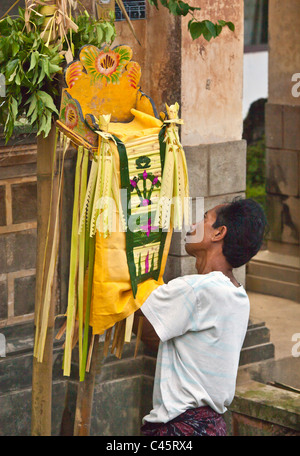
140,277 -> 197,342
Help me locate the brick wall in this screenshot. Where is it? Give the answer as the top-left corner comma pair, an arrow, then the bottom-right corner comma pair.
0,140 -> 37,328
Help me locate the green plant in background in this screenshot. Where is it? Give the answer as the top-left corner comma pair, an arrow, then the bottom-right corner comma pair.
246,136 -> 266,211
148,0 -> 235,41
0,7 -> 116,143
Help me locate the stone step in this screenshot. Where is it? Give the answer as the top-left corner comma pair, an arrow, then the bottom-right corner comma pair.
247,319 -> 266,330
247,260 -> 300,284
242,325 -> 271,349
0,345 -> 65,395
240,342 -> 275,366
230,380 -> 300,435
250,249 -> 300,269
246,274 -> 300,302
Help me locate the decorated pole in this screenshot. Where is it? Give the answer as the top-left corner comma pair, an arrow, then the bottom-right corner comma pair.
31,124 -> 59,436
73,339 -> 104,435
31,0 -> 59,437
30,0 -> 78,435
72,3 -> 115,436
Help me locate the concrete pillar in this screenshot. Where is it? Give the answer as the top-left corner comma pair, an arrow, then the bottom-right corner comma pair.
247,0 -> 300,302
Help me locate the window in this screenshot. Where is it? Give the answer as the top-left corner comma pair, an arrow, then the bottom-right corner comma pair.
115,0 -> 146,21
244,0 -> 268,52
0,0 -> 25,18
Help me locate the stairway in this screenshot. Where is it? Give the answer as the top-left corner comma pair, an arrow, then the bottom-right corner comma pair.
246,250 -> 300,303
240,319 -> 275,366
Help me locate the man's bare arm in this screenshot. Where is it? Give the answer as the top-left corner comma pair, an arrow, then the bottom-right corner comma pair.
132,308 -> 160,353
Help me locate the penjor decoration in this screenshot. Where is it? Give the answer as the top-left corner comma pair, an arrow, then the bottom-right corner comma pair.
33,44 -> 190,381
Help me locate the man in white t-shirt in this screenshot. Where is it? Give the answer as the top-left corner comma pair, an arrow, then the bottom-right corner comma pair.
133,198 -> 267,436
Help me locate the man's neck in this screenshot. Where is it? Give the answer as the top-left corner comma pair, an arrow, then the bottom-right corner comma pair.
195,253 -> 240,287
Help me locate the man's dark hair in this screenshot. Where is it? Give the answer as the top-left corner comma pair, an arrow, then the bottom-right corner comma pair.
212,198 -> 268,268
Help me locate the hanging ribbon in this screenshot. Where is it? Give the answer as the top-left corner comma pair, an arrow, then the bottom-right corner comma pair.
154,103 -> 190,231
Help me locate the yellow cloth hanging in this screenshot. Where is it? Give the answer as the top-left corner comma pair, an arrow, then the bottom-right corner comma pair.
108,108 -> 163,142
90,109 -> 172,335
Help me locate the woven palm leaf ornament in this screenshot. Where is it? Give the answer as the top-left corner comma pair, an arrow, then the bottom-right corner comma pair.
33,44 -> 190,380
155,102 -> 190,231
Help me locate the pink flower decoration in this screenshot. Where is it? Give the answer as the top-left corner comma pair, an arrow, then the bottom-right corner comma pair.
142,199 -> 149,206
141,218 -> 158,237
143,170 -> 148,180
130,179 -> 137,187
145,252 -> 149,274
152,176 -> 158,185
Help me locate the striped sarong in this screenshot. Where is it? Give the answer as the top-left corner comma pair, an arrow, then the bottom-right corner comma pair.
141,406 -> 227,436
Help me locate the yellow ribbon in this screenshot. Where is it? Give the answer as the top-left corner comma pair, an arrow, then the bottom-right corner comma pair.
163,119 -> 184,125
95,130 -> 118,146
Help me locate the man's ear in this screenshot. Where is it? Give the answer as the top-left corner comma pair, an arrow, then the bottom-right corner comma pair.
212,225 -> 227,242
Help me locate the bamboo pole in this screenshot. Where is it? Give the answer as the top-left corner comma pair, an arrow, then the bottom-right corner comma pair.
73,337 -> 103,436
31,125 -> 58,436
30,0 -> 78,435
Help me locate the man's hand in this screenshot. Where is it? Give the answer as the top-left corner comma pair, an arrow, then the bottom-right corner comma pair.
133,309 -> 160,353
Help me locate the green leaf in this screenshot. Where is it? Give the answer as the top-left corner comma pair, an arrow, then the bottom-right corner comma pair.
37,65 -> 46,85
226,21 -> 235,31
29,106 -> 38,124
216,24 -> 222,36
36,90 -> 59,114
202,29 -> 212,42
103,23 -> 115,43
27,94 -> 37,117
189,22 -> 205,40
15,71 -> 21,86
42,59 -> 51,78
6,59 -> 19,78
188,18 -> 194,30
48,62 -> 62,75
37,114 -> 47,136
205,21 -> 217,38
168,0 -> 178,15
12,41 -> 20,57
178,1 -> 190,16
218,20 -> 235,32
8,67 -> 18,83
43,109 -> 53,137
31,68 -> 39,86
148,0 -> 159,9
160,0 -> 168,7
4,112 -> 14,142
96,25 -> 103,44
10,97 -> 18,119
29,51 -> 39,72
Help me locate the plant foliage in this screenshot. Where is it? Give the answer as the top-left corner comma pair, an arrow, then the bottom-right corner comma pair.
0,7 -> 116,143
246,136 -> 266,211
148,0 -> 235,41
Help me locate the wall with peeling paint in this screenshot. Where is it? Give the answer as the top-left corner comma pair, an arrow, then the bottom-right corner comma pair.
181,0 -> 244,146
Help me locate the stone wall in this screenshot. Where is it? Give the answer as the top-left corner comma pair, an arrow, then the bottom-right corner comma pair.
247,0 -> 300,302
226,380 -> 300,436
266,0 -> 300,252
